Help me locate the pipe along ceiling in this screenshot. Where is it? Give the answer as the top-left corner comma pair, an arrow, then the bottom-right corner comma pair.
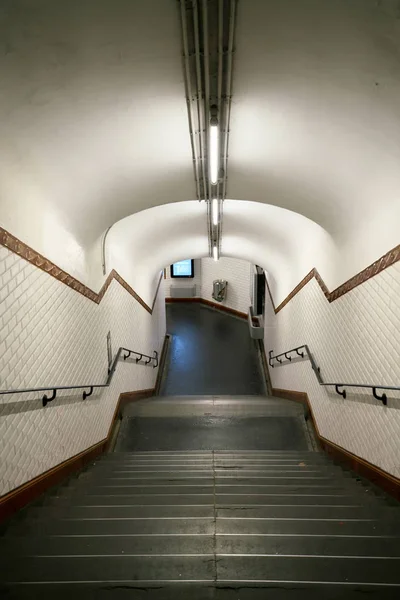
0,1 -> 399,297
179,0 -> 237,260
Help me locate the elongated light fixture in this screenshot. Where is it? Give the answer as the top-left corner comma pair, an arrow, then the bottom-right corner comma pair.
213,245 -> 218,261
209,124 -> 219,185
212,198 -> 219,226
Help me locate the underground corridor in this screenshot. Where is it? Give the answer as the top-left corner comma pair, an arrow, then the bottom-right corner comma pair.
1,0 -> 400,597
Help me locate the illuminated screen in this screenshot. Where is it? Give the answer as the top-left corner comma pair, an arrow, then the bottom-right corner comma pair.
170,259 -> 194,278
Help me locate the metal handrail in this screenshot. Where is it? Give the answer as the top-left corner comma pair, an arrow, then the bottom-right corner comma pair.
268,345 -> 399,406
0,346 -> 158,407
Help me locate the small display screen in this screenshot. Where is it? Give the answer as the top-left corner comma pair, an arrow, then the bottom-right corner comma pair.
170,259 -> 194,278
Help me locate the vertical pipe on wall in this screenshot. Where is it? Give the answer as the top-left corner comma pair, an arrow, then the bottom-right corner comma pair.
101,225 -> 113,275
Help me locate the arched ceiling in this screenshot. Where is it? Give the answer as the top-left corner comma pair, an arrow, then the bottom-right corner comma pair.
229,0 -> 400,236
1,0 -> 399,286
107,200 -> 336,305
0,0 -> 195,246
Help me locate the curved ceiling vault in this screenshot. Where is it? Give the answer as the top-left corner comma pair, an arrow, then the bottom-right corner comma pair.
106,200 -> 335,306
1,0 -> 399,293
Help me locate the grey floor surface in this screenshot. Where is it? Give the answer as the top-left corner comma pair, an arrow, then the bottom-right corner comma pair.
160,303 -> 265,396
116,396 -> 311,452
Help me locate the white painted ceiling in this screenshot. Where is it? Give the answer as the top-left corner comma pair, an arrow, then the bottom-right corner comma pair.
1,0 -> 399,292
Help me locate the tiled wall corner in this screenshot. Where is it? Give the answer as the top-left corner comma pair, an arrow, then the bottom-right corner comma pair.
264,262 -> 400,478
0,248 -> 166,496
200,257 -> 251,313
164,256 -> 252,314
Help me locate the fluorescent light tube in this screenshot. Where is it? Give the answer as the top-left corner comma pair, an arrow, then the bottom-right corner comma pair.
212,198 -> 219,226
209,125 -> 219,184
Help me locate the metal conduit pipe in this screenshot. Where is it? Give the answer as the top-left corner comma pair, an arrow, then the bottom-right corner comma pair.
214,0 -> 224,257
193,1 -> 207,202
218,0 -> 223,123
180,0 -> 201,201
101,224 -> 113,275
202,0 -> 214,256
222,0 -> 236,202
202,0 -> 212,204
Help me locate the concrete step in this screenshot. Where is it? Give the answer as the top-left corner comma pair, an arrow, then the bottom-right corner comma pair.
77,470 -> 353,481
3,582 -> 400,600
2,555 -> 216,583
63,481 -> 370,495
215,533 -> 400,556
216,517 -> 400,536
8,513 -> 400,537
3,554 -> 400,585
1,534 -> 215,557
25,503 -> 399,521
216,555 -> 400,584
49,490 -> 377,507
101,452 -> 326,457
8,517 -> 215,536
2,530 -> 399,558
86,463 -> 346,473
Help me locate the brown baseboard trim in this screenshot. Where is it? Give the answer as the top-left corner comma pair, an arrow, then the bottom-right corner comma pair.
0,387 -> 155,523
115,388 -> 155,419
165,297 -> 247,320
0,440 -> 105,523
271,387 -> 400,501
166,297 -> 201,304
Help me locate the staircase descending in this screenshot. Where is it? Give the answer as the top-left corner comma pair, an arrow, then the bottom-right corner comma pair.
1,440 -> 400,597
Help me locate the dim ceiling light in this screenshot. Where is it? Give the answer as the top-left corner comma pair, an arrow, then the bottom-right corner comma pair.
212,198 -> 219,226
213,245 -> 218,261
209,124 -> 219,185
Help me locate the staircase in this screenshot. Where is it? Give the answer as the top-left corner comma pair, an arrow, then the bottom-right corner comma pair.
1,444 -> 400,597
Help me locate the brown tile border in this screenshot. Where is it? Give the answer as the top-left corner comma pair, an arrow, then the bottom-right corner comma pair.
2,226 -> 398,315
165,296 -> 248,320
267,243 -> 400,313
271,387 -> 400,501
0,387 -> 155,523
0,226 -> 162,314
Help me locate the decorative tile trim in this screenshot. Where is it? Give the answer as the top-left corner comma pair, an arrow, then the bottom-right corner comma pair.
1,226 -> 398,315
268,244 -> 400,313
0,226 -> 162,314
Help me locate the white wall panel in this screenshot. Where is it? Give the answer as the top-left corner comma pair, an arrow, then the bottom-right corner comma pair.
0,247 -> 166,496
200,257 -> 251,315
264,263 -> 400,478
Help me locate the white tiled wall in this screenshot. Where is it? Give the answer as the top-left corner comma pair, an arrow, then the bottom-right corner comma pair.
0,247 -> 166,496
200,257 -> 251,314
264,262 -> 400,478
165,256 -> 252,314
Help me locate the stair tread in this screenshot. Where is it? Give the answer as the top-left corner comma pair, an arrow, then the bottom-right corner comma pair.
2,445 -> 398,592
24,504 -> 400,521
2,532 -> 399,557
3,555 -> 400,584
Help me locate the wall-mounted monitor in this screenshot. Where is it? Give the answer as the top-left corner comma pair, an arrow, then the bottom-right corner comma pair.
170,259 -> 194,278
